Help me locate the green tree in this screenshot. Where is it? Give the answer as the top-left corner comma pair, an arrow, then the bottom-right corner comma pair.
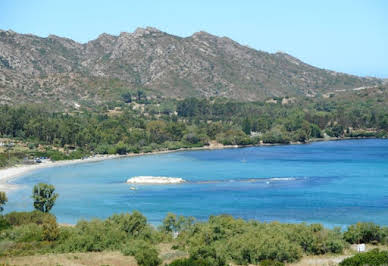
32,183 -> 59,213
121,92 -> 132,103
0,191 -> 7,212
162,213 -> 178,233
242,117 -> 251,135
136,90 -> 146,102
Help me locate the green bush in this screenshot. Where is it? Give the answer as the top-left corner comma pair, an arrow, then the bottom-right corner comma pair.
106,211 -> 148,238
325,124 -> 344,137
121,240 -> 161,266
4,211 -> 56,226
344,222 -> 382,244
164,141 -> 183,150
190,246 -> 227,266
216,129 -> 251,146
56,219 -> 127,252
94,144 -> 110,154
169,257 -> 214,266
259,259 -> 285,266
55,212 -> 159,253
0,216 -> 10,231
227,232 -> 302,264
1,223 -> 44,242
291,224 -> 346,255
175,215 -> 346,265
262,130 -> 290,144
42,215 -> 59,241
346,130 -> 376,138
339,249 -> 388,266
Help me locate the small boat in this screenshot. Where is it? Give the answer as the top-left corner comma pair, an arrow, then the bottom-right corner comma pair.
130,186 -> 137,191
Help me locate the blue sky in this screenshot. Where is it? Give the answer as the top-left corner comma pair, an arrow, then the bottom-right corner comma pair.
1,0 -> 387,78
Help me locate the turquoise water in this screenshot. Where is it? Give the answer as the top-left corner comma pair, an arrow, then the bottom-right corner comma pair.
5,139 -> 388,227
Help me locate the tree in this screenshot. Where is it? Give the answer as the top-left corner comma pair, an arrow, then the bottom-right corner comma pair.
162,213 -> 177,233
32,183 -> 58,213
0,191 -> 7,212
242,117 -> 251,135
136,90 -> 146,102
121,92 -> 132,103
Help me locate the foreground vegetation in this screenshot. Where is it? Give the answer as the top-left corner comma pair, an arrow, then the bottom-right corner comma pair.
0,210 -> 388,265
1,90 -> 388,168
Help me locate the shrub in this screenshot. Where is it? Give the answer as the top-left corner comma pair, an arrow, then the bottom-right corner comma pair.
176,215 -> 346,265
292,224 -> 346,255
260,259 -> 285,266
1,223 -> 44,242
4,211 -> 56,226
95,144 -> 110,154
190,246 -> 227,266
55,212 -> 159,253
344,222 -> 382,244
115,141 -> 128,155
227,233 -> 302,264
325,124 -> 344,137
346,130 -> 376,138
169,257 -> 213,266
164,141 -> 183,150
0,216 -> 10,231
183,133 -> 200,144
42,215 -> 59,241
310,124 -> 323,138
121,240 -> 161,266
339,249 -> 388,266
262,129 -> 290,144
56,219 -> 127,252
106,211 -> 147,237
216,129 -> 250,146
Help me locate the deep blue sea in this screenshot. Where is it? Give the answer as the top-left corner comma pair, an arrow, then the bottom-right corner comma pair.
5,139 -> 388,227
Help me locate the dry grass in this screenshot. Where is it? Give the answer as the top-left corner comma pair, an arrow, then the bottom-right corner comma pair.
2,244 -> 386,266
158,243 -> 188,265
287,255 -> 349,266
0,251 -> 137,266
0,243 -> 188,266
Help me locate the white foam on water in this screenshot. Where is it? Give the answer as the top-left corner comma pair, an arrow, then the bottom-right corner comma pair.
126,176 -> 185,184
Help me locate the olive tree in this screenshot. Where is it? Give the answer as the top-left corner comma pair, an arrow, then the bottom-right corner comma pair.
0,191 -> 7,212
32,183 -> 58,213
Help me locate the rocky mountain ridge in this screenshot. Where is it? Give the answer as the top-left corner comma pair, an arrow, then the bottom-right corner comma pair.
0,27 -> 381,107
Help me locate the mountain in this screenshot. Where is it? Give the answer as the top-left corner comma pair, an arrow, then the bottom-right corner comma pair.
0,27 -> 382,107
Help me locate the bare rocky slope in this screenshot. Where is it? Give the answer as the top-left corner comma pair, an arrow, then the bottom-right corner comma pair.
0,27 -> 381,107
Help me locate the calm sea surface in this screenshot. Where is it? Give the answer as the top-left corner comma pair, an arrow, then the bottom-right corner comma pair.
5,139 -> 388,227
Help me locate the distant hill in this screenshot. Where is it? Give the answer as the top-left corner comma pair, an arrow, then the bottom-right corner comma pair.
0,27 -> 382,107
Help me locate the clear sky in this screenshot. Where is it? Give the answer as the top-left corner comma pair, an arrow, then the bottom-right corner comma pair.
1,0 -> 387,78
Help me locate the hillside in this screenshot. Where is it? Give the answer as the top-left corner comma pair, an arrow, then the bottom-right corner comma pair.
0,27 -> 381,107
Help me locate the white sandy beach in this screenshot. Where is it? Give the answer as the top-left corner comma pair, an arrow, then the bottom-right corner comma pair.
0,155 -> 121,192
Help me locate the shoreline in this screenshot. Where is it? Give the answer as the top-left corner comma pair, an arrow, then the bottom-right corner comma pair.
0,137 -> 382,192
0,142 -> 238,192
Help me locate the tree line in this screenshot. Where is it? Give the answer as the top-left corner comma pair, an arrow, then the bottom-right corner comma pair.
0,95 -> 387,166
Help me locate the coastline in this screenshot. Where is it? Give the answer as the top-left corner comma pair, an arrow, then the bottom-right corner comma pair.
0,142 -> 236,192
0,137 -> 381,192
